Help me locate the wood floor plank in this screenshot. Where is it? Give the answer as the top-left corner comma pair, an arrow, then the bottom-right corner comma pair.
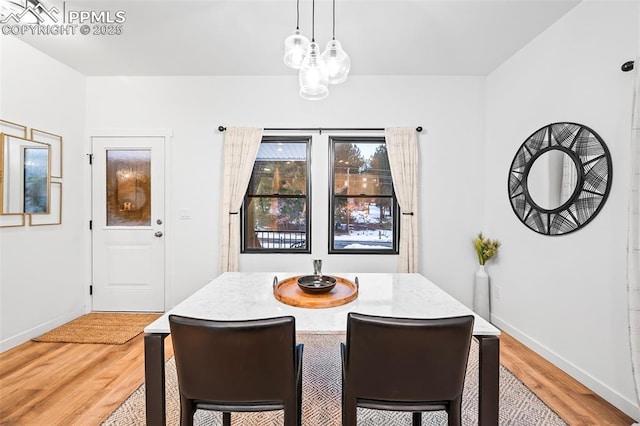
0,329 -> 634,425
2,343 -> 115,425
499,332 -> 634,425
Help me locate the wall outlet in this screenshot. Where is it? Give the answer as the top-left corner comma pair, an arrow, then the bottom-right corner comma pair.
179,208 -> 192,220
494,285 -> 501,299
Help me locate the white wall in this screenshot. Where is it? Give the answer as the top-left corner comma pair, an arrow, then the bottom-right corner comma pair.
0,36 -> 87,351
485,1 -> 640,419
4,3 -> 637,419
86,75 -> 487,307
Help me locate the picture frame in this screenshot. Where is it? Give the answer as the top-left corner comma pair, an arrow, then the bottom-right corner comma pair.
0,213 -> 25,228
0,119 -> 27,138
29,182 -> 61,226
31,128 -> 63,178
1,134 -> 51,215
0,120 -> 28,226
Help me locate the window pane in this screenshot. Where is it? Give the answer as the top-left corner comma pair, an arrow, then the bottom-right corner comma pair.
245,197 -> 307,250
334,141 -> 392,196
248,142 -> 307,195
333,197 -> 394,250
106,150 -> 151,226
242,137 -> 310,254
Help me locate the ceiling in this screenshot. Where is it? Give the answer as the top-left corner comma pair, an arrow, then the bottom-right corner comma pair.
6,0 -> 581,76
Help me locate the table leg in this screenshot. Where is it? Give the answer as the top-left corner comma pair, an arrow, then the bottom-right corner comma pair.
477,335 -> 500,425
145,333 -> 168,426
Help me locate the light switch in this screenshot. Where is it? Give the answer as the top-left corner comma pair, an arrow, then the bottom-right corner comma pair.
179,208 -> 191,220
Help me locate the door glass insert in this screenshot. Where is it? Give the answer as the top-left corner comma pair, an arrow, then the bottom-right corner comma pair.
106,150 -> 151,226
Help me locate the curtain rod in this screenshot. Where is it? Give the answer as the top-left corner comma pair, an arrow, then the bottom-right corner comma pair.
218,126 -> 422,134
622,60 -> 635,72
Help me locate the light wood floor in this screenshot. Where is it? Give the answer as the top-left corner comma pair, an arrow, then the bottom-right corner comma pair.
0,331 -> 635,426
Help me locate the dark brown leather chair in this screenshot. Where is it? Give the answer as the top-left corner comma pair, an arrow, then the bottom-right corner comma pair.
341,313 -> 474,426
168,314 -> 303,426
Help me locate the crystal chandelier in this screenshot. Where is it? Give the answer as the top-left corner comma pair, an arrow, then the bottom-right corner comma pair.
283,0 -> 350,100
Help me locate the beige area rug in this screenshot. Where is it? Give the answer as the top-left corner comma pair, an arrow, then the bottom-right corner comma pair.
33,312 -> 161,345
104,334 -> 566,425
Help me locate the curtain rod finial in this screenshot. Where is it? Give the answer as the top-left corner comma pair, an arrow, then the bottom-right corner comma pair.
416,126 -> 423,133
622,61 -> 635,72
218,126 -> 226,132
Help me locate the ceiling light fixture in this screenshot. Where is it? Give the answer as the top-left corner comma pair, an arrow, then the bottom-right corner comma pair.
321,0 -> 350,84
283,0 -> 310,69
284,0 -> 350,100
298,0 -> 329,100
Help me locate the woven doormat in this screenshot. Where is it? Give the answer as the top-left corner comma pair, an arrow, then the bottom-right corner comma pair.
33,312 -> 161,345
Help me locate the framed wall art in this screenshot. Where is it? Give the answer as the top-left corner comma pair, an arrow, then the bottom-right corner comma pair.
29,182 -> 61,226
31,128 -> 62,178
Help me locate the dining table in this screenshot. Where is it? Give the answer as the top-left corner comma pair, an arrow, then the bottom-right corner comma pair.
143,272 -> 500,425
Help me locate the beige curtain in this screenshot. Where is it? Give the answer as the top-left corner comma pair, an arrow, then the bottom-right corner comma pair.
220,127 -> 263,273
385,127 -> 419,273
629,60 -> 640,423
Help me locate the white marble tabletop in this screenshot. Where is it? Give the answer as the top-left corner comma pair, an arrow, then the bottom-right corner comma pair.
145,272 -> 500,336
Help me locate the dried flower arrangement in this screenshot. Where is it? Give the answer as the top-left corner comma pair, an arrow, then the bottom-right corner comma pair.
473,233 -> 500,265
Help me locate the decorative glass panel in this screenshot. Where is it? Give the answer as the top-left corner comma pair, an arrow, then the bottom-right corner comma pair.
23,147 -> 49,213
106,150 -> 151,226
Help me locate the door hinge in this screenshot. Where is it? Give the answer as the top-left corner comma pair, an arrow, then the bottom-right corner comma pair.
89,220 -> 93,230
89,285 -> 93,295
88,154 -> 93,165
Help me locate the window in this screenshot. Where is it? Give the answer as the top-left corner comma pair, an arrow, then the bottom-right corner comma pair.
242,136 -> 311,253
329,137 -> 399,254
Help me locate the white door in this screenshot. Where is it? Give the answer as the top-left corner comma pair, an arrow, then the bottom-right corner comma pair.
91,136 -> 165,311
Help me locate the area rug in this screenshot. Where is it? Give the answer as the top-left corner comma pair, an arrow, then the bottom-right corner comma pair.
33,312 -> 161,345
103,333 -> 567,425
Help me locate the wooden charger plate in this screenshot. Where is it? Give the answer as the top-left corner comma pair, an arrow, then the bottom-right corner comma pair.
274,275 -> 358,309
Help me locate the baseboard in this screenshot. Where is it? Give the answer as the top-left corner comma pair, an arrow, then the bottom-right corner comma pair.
0,310 -> 85,353
491,314 -> 640,421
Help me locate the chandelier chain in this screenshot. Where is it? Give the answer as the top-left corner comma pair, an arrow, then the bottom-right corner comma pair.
311,0 -> 315,42
296,0 -> 300,30
332,0 -> 336,40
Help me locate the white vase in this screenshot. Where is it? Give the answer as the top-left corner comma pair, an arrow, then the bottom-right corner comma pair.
473,265 -> 491,322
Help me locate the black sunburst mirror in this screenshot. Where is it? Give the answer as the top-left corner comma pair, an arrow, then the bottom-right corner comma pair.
508,122 -> 612,236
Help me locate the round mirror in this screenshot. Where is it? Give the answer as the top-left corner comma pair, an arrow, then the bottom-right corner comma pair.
526,149 -> 577,210
508,122 -> 612,236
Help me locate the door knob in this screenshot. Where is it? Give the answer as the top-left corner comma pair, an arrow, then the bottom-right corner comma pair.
154,231 -> 163,238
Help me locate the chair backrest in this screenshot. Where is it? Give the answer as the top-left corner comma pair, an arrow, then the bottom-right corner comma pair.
344,312 -> 474,402
169,314 -> 297,404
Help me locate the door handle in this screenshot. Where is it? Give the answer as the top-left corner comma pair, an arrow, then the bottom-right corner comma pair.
154,231 -> 163,238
